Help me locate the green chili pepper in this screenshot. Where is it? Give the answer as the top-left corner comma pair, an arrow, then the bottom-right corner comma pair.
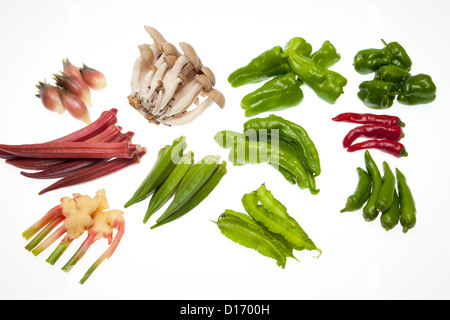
340,167 -> 371,213
213,209 -> 288,268
310,40 -> 341,69
152,161 -> 227,229
396,168 -> 416,233
362,150 -> 383,222
374,65 -> 411,85
143,151 -> 194,224
380,189 -> 400,231
124,136 -> 187,208
227,46 -> 291,88
381,39 -> 412,72
286,47 -> 347,104
243,114 -> 321,176
397,74 -> 437,105
357,79 -> 397,109
155,155 -> 220,224
376,161 -> 396,213
240,73 -> 304,118
269,162 -> 297,185
242,187 -> 321,254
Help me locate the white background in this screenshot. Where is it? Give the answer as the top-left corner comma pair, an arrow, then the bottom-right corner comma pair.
1,0 -> 449,300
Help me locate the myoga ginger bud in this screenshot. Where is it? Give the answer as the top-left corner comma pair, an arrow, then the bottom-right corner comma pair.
60,88 -> 91,124
36,81 -> 66,114
55,72 -> 93,107
80,64 -> 107,90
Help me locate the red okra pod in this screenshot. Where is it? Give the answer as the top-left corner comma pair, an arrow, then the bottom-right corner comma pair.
332,112 -> 405,127
343,124 -> 404,148
0,141 -> 138,159
347,139 -> 408,157
38,147 -> 147,195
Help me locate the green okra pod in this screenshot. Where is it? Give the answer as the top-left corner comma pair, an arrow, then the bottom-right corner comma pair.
340,167 -> 371,213
143,151 -> 194,224
124,136 -> 187,208
156,155 -> 220,224
363,150 -> 383,222
151,160 -> 227,229
396,168 -> 416,233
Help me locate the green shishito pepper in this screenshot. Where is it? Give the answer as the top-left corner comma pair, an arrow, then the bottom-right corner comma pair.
353,39 -> 412,74
357,79 -> 397,109
285,40 -> 347,104
397,74 -> 436,105
241,73 -> 304,118
310,40 -> 341,69
228,46 -> 290,88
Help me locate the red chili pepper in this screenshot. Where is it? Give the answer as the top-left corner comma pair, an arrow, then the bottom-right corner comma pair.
346,139 -> 408,158
343,124 -> 404,148
332,112 -> 405,127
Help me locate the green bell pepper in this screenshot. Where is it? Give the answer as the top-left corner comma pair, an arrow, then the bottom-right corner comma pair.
397,74 -> 436,105
353,39 -> 412,74
381,39 -> 412,72
375,65 -> 411,84
228,46 -> 290,88
357,80 -> 397,109
310,40 -> 341,69
241,73 -> 304,117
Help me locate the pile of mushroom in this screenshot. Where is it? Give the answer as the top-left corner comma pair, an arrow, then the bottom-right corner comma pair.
128,26 -> 225,126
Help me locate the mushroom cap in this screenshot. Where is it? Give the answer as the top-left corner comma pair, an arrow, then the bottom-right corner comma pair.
206,88 -> 225,108
179,42 -> 202,71
196,74 -> 212,92
160,42 -> 180,56
164,55 -> 178,69
200,66 -> 216,87
144,26 -> 167,51
138,44 -> 155,66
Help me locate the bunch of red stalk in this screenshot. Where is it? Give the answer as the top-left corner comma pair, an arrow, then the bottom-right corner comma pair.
36,58 -> 107,124
332,112 -> 408,158
0,108 -> 146,194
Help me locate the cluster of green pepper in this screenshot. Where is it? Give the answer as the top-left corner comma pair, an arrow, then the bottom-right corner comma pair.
214,114 -> 320,195
125,136 -> 227,228
354,39 -> 436,108
213,183 -> 321,268
341,150 -> 416,233
228,37 -> 347,117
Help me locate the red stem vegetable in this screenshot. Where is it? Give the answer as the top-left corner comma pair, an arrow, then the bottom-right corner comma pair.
332,112 -> 405,127
0,141 -> 138,159
343,124 -> 404,148
346,139 -> 408,157
38,147 -> 147,195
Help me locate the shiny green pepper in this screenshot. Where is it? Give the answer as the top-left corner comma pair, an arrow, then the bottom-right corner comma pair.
353,39 -> 412,74
375,65 -> 411,85
357,80 -> 397,109
310,40 -> 341,69
228,46 -> 290,88
397,74 -> 436,105
283,37 -> 312,58
381,39 -> 412,72
241,73 -> 304,117
286,43 -> 347,104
